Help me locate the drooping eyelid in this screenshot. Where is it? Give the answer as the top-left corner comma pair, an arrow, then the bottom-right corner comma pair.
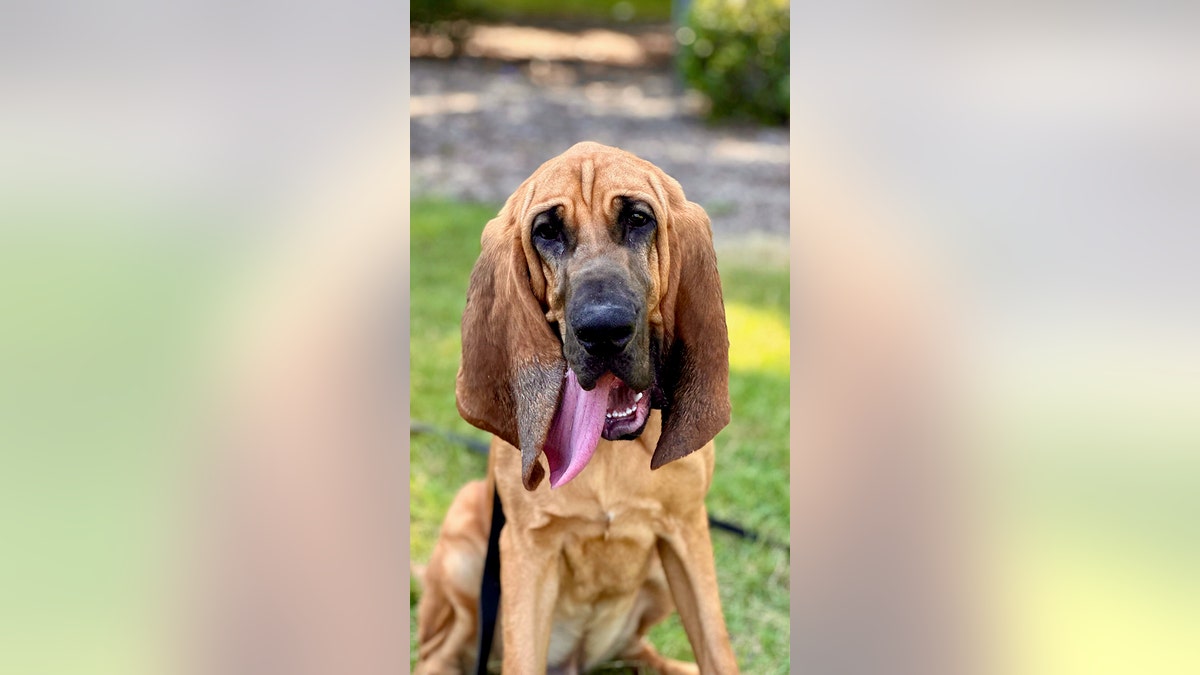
617,197 -> 657,222
528,201 -> 569,230
531,207 -> 559,229
529,204 -> 564,243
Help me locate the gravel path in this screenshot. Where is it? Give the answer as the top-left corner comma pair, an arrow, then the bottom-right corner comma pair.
411,56 -> 789,241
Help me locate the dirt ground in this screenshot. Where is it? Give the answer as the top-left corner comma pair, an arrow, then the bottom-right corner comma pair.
410,28 -> 790,242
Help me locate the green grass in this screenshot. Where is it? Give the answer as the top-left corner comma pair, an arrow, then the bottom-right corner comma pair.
10,196 -> 1194,675
408,197 -> 792,672
0,217 -> 235,674
982,374 -> 1200,675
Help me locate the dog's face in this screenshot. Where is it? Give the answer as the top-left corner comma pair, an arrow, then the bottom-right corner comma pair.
456,142 -> 730,490
534,197 -> 656,395
531,184 -> 661,431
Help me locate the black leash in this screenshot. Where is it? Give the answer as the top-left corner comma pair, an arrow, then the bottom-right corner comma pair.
412,421 -> 786,674
410,421 -> 492,454
474,486 -> 504,675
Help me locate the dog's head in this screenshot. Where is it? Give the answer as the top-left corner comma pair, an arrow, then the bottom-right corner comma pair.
456,142 -> 730,490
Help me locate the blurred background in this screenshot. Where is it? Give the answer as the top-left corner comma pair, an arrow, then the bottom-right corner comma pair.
0,1 -> 1195,674
408,1 -> 791,671
790,4 -> 1199,674
1,1 -> 411,673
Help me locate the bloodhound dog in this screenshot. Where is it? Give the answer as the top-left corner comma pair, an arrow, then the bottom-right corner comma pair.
415,143 -> 739,674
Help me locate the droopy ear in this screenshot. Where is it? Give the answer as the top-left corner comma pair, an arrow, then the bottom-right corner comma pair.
455,205 -> 565,490
652,198 -> 731,469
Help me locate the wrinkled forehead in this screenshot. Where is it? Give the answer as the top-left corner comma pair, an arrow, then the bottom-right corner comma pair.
518,150 -> 670,223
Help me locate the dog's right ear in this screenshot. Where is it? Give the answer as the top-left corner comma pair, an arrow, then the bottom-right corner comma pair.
456,197 -> 565,490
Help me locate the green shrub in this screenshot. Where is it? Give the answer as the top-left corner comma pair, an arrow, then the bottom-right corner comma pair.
410,0 -> 489,26
412,0 -> 671,25
678,0 -> 789,125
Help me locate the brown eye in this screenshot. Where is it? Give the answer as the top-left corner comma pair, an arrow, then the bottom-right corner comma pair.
617,200 -> 655,240
534,219 -> 562,241
533,209 -> 564,242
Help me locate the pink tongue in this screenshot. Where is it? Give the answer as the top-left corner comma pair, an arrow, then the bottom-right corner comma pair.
543,370 -> 616,488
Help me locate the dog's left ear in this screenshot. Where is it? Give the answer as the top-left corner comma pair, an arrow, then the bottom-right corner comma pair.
456,197 -> 565,490
651,195 -> 731,469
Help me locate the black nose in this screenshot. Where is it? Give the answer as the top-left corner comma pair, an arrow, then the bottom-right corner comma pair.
573,302 -> 636,356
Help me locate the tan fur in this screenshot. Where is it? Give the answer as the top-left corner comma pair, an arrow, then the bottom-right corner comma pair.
418,143 -> 738,673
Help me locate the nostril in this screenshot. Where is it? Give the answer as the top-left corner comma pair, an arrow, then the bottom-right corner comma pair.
573,304 -> 636,355
578,324 -> 632,350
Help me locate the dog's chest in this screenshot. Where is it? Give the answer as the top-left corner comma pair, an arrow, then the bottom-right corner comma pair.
555,502 -> 660,600
545,504 -> 663,670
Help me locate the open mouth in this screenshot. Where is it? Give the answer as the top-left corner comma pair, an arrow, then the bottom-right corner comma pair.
542,369 -> 652,489
602,379 -> 650,439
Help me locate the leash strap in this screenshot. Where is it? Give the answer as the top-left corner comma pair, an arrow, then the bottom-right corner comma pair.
474,485 -> 505,675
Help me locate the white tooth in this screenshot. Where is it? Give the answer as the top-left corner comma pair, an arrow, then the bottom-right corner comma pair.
635,392 -> 643,401
605,413 -> 612,419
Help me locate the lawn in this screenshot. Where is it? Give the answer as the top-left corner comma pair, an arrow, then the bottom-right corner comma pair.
0,216 -> 235,674
981,363 -> 1200,675
408,197 -> 792,672
5,198 -> 1194,675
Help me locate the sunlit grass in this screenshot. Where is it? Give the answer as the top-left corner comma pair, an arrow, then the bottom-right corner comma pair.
16,196 -> 1190,672
0,219 -> 232,675
13,196 -> 1193,675
1002,522 -> 1200,675
726,301 -> 790,374
983,354 -> 1200,675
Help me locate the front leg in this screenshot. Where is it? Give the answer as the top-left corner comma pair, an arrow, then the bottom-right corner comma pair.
657,507 -> 739,674
499,525 -> 561,673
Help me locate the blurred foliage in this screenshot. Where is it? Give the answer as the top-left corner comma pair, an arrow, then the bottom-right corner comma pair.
678,0 -> 789,125
493,0 -> 672,21
410,0 -> 486,55
411,0 -> 671,26
411,0 -> 488,25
